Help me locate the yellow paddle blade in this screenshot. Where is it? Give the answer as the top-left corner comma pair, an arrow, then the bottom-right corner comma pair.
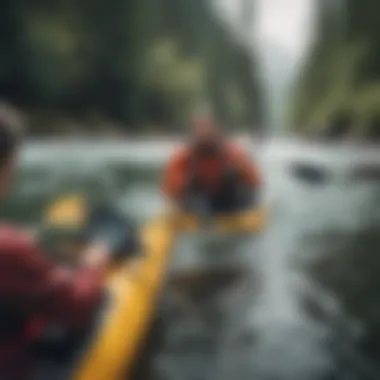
44,193 -> 87,229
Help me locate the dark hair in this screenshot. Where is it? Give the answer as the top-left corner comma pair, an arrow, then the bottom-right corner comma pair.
0,103 -> 23,165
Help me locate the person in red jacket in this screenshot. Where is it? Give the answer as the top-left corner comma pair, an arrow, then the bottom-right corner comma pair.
0,104 -> 114,378
162,115 -> 262,215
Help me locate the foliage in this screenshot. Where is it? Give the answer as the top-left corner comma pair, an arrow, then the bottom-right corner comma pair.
0,0 -> 263,133
290,0 -> 380,138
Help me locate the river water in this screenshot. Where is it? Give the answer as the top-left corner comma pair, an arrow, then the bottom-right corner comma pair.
2,139 -> 380,380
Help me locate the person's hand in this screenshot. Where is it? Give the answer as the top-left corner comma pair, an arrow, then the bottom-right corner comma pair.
81,242 -> 111,269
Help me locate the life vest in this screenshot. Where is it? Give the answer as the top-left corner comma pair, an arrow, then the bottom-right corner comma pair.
186,143 -> 237,192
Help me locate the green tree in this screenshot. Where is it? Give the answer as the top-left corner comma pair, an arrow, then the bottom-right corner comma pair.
0,0 -> 263,133
290,0 -> 380,139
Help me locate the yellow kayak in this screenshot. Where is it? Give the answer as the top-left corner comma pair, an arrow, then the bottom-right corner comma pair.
72,216 -> 175,380
71,208 -> 266,380
172,205 -> 268,234
42,195 -> 266,380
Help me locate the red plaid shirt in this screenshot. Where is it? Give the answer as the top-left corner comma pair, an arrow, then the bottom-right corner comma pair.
0,226 -> 104,375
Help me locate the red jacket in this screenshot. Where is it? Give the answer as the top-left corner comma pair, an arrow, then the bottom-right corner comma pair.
162,141 -> 262,199
0,226 -> 104,375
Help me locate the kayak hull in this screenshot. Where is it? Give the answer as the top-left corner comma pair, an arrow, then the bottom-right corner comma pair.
172,205 -> 268,234
73,217 -> 175,380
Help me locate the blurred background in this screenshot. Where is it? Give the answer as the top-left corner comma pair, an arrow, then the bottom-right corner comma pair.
1,0 -> 380,379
